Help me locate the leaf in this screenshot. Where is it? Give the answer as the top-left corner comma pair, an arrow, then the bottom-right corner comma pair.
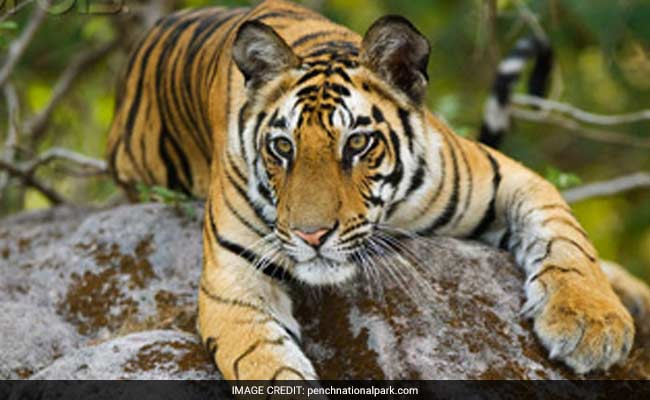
544,167 -> 582,190
0,21 -> 18,30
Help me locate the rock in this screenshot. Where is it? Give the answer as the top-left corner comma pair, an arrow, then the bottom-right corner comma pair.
1,203 -> 649,380
0,203 -> 203,339
30,330 -> 220,380
0,302 -> 82,379
296,238 -> 650,379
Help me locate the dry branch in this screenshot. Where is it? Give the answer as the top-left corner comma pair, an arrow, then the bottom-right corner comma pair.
0,0 -> 50,87
0,159 -> 65,204
515,0 -> 548,42
511,107 -> 650,149
0,83 -> 20,196
0,0 -> 35,24
513,94 -> 650,126
563,172 -> 650,203
23,147 -> 107,175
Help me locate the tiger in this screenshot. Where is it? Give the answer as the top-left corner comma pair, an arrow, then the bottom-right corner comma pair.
107,0 -> 646,380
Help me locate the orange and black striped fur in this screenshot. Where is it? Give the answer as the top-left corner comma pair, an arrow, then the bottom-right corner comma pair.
108,0 -> 644,380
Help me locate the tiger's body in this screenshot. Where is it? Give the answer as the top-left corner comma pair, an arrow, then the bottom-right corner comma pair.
108,0 -> 640,380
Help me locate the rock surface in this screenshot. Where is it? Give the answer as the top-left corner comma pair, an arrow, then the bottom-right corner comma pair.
0,203 -> 649,380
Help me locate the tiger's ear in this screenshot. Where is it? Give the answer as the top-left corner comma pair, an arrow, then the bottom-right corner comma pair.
233,20 -> 301,89
360,15 -> 431,103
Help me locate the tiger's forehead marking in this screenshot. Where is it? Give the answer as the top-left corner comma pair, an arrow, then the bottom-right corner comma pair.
269,72 -> 372,143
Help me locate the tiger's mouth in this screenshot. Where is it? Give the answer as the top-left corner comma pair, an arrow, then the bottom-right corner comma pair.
292,258 -> 358,286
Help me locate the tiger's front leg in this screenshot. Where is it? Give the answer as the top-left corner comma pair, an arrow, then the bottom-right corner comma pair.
198,277 -> 316,381
439,136 -> 635,373
483,147 -> 635,373
198,205 -> 317,381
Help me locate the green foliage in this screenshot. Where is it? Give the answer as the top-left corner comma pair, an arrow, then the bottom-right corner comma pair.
0,21 -> 18,30
136,184 -> 197,220
0,20 -> 18,48
544,167 -> 582,190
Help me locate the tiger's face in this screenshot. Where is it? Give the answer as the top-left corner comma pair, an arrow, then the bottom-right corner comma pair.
233,16 -> 431,285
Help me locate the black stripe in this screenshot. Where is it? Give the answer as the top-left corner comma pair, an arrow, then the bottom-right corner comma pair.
329,83 -> 351,97
227,152 -> 247,184
291,30 -> 335,47
371,105 -> 385,123
123,22 -> 169,178
256,9 -> 316,21
205,336 -> 218,358
405,157 -> 426,197
529,264 -> 584,283
411,147 -> 447,223
354,115 -> 371,128
384,130 -> 403,187
296,68 -> 325,85
237,102 -> 250,162
531,236 -> 597,265
519,203 -> 571,226
469,150 -> 501,238
208,204 -> 289,282
224,168 -> 273,227
541,216 -> 588,239
397,108 -> 414,151
450,137 -> 473,230
498,229 -> 511,250
158,131 -> 191,195
221,180 -> 268,238
420,136 -> 460,235
233,337 -> 286,381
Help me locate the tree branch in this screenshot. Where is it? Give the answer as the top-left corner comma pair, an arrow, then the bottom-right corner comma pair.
511,107 -> 650,149
23,147 -> 107,175
515,0 -> 548,42
0,159 -> 65,205
563,172 -> 650,203
513,94 -> 650,125
0,0 -> 35,24
0,0 -> 50,87
0,82 -> 20,196
25,39 -> 121,144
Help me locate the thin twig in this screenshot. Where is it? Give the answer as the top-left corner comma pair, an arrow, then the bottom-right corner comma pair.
23,147 -> 107,175
25,39 -> 121,144
515,0 -> 548,42
0,82 -> 20,196
0,159 -> 65,204
563,172 -> 650,203
511,107 -> 650,149
513,94 -> 650,125
0,0 -> 34,24
0,0 -> 50,87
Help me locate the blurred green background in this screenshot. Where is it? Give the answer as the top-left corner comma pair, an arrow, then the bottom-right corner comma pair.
0,0 -> 649,282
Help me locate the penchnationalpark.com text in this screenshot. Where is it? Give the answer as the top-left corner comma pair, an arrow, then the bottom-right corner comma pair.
232,383 -> 419,397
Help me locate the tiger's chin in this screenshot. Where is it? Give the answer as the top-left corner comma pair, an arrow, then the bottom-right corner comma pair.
293,258 -> 358,286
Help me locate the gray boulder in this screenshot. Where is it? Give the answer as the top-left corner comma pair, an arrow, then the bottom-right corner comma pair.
0,203 -> 648,380
30,330 -> 219,380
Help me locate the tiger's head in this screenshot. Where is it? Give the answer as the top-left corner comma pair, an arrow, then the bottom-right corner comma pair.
232,16 -> 438,286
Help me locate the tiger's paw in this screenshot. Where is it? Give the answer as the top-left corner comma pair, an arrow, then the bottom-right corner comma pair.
527,283 -> 635,374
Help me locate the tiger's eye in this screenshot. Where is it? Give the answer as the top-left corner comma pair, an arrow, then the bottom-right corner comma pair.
346,134 -> 369,153
272,137 -> 293,158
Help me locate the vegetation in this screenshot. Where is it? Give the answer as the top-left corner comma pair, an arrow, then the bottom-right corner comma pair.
1,0 -> 649,282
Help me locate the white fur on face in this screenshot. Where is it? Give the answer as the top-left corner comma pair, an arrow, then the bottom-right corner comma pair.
293,258 -> 358,286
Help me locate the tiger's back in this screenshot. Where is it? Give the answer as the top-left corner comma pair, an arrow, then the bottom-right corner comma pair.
107,0 -> 360,198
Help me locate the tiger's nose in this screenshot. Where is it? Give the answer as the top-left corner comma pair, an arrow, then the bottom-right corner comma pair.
293,227 -> 333,247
